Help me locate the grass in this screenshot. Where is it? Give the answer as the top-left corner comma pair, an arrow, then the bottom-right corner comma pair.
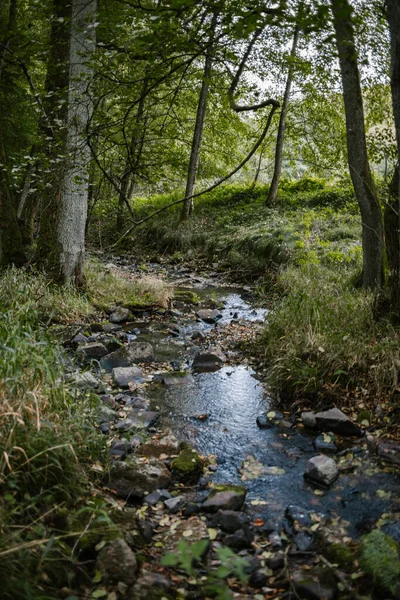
0,262 -> 170,599
91,180 -> 359,280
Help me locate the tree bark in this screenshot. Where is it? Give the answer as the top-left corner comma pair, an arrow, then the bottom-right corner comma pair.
180,12 -> 218,222
0,0 -> 26,267
385,0 -> 400,305
35,0 -> 71,267
116,78 -> 148,230
56,0 -> 97,285
266,23 -> 299,205
331,0 -> 384,289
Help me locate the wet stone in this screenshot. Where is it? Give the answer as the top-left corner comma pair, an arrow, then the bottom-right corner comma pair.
96,538 -> 138,586
313,433 -> 338,453
268,552 -> 285,570
143,489 -> 172,506
109,307 -> 131,323
305,455 -> 338,487
209,510 -> 249,533
196,308 -> 222,323
269,531 -> 283,550
112,366 -> 144,388
294,532 -> 314,551
285,505 -> 311,528
292,569 -> 337,600
164,495 -> 185,513
315,407 -> 361,437
224,527 -> 254,549
101,341 -> 155,371
202,485 -> 247,512
249,569 -> 269,589
192,348 -> 227,372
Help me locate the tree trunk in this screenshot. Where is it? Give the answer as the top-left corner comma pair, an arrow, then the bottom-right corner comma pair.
331,0 -> 384,289
385,0 -> 400,306
56,0 -> 97,285
266,23 -> 299,205
180,12 -> 218,222
35,0 -> 71,267
116,81 -> 148,230
0,0 -> 26,267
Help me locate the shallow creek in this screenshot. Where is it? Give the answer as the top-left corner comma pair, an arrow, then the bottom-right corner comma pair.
120,263 -> 400,539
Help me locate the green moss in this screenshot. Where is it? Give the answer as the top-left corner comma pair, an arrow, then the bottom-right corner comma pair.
325,543 -> 357,569
175,289 -> 200,305
68,508 -> 121,551
171,447 -> 204,482
360,530 -> 400,595
209,484 -> 247,498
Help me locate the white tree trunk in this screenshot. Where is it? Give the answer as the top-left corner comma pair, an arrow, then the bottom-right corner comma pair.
58,0 -> 96,284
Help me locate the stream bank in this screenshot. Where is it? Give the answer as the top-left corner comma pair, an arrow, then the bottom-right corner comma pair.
66,257 -> 400,600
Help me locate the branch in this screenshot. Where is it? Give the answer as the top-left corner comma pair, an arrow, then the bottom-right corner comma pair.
111,102 -> 279,247
228,29 -> 280,113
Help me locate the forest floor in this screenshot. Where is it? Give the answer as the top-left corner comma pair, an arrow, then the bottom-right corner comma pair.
12,252 -> 397,600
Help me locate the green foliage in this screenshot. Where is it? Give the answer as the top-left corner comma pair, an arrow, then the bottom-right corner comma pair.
0,268 -> 110,599
161,541 -> 249,599
360,530 -> 400,595
261,263 -> 400,398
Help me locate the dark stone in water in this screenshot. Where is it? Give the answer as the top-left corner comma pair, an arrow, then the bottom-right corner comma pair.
208,510 -> 249,533
313,434 -> 338,453
294,532 -> 314,551
285,505 -> 311,528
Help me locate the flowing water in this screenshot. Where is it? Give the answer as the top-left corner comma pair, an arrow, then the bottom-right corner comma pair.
125,268 -> 400,538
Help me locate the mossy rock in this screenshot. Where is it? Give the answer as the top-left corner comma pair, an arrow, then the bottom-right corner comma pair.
174,290 -> 200,305
209,484 -> 246,497
325,542 -> 357,570
171,447 -> 204,482
360,530 -> 400,595
68,509 -> 121,552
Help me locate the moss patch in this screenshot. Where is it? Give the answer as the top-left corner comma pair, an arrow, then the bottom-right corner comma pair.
360,530 -> 400,595
171,447 -> 204,483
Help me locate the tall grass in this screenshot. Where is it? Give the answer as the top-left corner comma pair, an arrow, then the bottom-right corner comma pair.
0,268 -> 109,599
261,265 -> 400,402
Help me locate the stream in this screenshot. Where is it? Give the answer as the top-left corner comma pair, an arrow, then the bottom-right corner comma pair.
114,261 -> 400,540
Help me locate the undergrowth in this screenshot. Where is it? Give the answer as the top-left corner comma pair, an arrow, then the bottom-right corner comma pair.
0,268 -> 119,599
261,264 -> 400,405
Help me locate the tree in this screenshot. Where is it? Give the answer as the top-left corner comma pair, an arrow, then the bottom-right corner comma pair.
55,0 -> 97,285
0,0 -> 26,267
384,0 -> 400,306
331,0 -> 384,289
180,11 -> 218,222
265,17 -> 300,204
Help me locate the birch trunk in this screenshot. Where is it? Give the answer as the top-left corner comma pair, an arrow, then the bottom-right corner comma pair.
331,0 -> 384,289
57,0 -> 97,285
180,12 -> 218,222
266,24 -> 299,205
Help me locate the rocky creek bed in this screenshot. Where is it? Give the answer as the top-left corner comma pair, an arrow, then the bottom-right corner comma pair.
63,258 -> 400,600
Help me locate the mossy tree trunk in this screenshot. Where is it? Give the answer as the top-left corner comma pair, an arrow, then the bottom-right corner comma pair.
0,0 -> 26,267
385,1 -> 400,308
331,0 -> 384,289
